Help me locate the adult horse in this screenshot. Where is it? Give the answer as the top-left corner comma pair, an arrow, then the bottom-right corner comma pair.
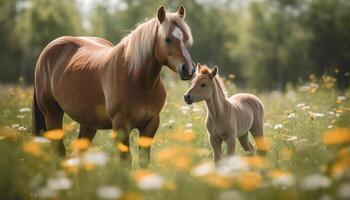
32,6 -> 194,167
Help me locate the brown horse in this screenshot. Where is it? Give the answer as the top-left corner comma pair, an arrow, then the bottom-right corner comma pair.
32,6 -> 194,167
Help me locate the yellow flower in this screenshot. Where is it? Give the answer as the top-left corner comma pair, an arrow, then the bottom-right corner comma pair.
171,130 -> 196,142
237,171 -> 262,191
71,138 -> 90,151
171,156 -> 191,170
132,169 -> 152,181
243,156 -> 268,169
323,128 -> 350,145
202,173 -> 231,189
138,137 -> 153,147
117,143 -> 129,152
23,141 -> 41,157
268,169 -> 291,179
44,129 -> 64,140
121,191 -> 142,200
155,148 -> 176,161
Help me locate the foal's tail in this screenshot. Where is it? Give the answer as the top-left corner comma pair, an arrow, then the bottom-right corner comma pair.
32,86 -> 46,135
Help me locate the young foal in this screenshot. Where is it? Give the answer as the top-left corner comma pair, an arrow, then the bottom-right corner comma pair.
33,6 -> 194,167
184,64 -> 265,162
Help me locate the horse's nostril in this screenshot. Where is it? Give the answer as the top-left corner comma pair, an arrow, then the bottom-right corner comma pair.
181,64 -> 188,74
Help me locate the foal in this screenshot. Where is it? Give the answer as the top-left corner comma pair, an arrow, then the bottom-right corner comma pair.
184,64 -> 265,162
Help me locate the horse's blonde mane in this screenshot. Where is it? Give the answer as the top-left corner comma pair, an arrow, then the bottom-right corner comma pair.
121,12 -> 193,70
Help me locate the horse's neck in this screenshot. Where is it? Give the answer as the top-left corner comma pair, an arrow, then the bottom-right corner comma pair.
108,43 -> 162,88
205,78 -> 229,120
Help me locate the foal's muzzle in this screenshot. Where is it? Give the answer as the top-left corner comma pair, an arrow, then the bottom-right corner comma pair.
184,93 -> 193,105
180,63 -> 195,80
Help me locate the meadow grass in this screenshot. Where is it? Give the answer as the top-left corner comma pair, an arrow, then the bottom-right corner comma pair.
0,74 -> 350,200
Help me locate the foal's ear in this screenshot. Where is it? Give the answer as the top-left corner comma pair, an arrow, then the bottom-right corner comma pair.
157,6 -> 166,23
177,5 -> 186,19
196,63 -> 201,74
210,66 -> 218,78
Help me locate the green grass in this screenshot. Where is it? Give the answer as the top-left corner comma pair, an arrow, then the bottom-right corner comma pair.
0,75 -> 350,200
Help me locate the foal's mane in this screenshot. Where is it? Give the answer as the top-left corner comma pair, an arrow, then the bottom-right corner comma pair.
121,12 -> 193,70
200,65 -> 228,97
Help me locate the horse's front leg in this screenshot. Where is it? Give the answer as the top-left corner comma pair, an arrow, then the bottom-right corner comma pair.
112,116 -> 132,168
209,134 -> 223,163
138,116 -> 159,168
226,133 -> 237,157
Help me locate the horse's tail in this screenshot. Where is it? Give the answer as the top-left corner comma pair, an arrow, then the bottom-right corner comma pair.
32,85 -> 46,135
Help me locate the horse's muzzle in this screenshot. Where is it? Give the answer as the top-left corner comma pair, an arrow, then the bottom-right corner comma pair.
184,93 -> 193,105
180,64 -> 195,80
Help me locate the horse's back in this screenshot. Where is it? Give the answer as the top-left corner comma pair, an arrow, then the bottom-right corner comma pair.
34,36 -> 113,129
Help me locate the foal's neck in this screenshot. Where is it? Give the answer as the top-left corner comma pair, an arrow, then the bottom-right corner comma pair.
205,78 -> 229,120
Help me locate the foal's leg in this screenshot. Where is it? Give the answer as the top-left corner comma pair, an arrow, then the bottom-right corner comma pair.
238,133 -> 255,155
40,99 -> 65,156
138,116 -> 159,168
209,135 -> 223,163
250,121 -> 266,155
226,135 -> 237,157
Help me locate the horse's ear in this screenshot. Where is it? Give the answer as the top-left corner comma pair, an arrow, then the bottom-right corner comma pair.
196,63 -> 201,74
177,5 -> 186,19
210,66 -> 218,78
157,6 -> 166,23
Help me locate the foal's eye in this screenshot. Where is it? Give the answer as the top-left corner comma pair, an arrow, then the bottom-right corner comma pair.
200,84 -> 206,87
165,37 -> 172,43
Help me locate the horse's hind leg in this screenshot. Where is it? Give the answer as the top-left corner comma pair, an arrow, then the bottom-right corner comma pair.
238,133 -> 255,155
250,120 -> 266,155
39,99 -> 65,156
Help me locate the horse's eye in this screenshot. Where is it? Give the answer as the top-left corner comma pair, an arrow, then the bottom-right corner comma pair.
200,84 -> 206,87
165,37 -> 172,43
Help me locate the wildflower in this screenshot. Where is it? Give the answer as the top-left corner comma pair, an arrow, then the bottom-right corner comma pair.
44,129 -> 64,140
296,103 -> 305,108
17,115 -> 25,119
33,137 -> 50,144
287,113 -> 296,119
322,128 -> 350,145
300,174 -> 331,190
202,173 -> 232,188
168,119 -> 175,124
138,137 -> 153,147
217,157 -> 249,176
243,156 -> 268,169
47,177 -> 72,190
96,185 -> 122,199
185,123 -> 193,129
268,170 -> 295,188
18,126 -> 27,131
312,112 -> 324,118
62,158 -> 80,173
192,107 -> 203,113
117,143 -> 129,152
219,190 -> 242,200
336,96 -> 347,104
328,125 -> 334,129
338,183 -> 350,199
286,136 -> 298,141
191,162 -> 215,177
23,141 -> 41,157
274,124 -> 283,130
137,174 -> 164,190
11,123 -> 20,128
172,130 -> 196,142
83,151 -> 109,166
71,138 -> 90,151
37,187 -> 57,199
237,171 -> 262,191
19,107 -> 31,112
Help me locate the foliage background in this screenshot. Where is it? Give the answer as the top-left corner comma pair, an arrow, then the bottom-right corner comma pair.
0,0 -> 349,90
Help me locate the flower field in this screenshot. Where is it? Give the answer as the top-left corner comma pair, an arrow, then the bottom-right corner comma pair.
1,74 -> 350,200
